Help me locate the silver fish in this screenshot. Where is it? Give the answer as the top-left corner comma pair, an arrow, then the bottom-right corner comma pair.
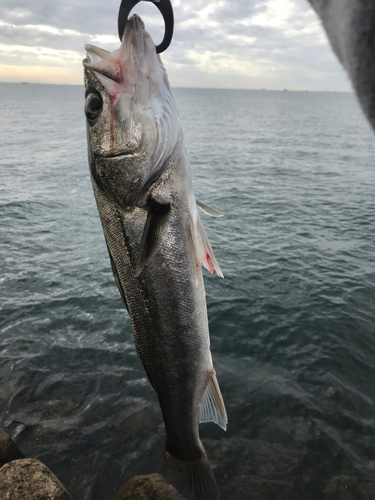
83,15 -> 227,500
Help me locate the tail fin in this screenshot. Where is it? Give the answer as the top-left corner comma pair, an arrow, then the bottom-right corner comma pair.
165,448 -> 219,500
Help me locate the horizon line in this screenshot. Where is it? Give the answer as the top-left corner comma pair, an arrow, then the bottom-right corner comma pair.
0,81 -> 353,93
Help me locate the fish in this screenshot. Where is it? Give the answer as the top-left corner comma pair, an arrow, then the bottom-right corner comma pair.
82,14 -> 227,500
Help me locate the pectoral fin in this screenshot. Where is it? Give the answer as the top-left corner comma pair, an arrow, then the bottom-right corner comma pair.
107,244 -> 129,312
189,212 -> 223,278
196,200 -> 223,218
199,371 -> 227,431
135,200 -> 171,277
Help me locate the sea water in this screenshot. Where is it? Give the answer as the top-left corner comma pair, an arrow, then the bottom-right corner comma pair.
1,82 -> 375,499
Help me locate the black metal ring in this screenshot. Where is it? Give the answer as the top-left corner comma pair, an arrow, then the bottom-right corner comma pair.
118,0 -> 174,53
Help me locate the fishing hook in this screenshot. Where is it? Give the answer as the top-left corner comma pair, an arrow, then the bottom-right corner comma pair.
118,0 -> 174,53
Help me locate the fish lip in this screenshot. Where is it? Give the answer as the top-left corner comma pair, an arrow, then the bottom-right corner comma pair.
94,151 -> 135,159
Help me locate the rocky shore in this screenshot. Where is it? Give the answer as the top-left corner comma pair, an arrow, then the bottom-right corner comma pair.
2,423 -> 375,500
0,427 -> 186,500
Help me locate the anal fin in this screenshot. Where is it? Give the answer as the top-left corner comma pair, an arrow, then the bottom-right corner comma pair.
199,372 -> 227,431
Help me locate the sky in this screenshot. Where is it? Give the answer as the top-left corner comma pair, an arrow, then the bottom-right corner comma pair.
0,0 -> 352,91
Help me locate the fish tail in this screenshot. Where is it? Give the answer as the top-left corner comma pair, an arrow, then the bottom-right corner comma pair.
165,447 -> 219,500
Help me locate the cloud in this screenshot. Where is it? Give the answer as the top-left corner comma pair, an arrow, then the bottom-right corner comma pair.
0,0 -> 118,34
0,0 -> 350,91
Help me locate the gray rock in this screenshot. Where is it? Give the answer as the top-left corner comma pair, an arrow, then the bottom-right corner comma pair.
323,474 -> 375,500
10,398 -> 83,434
201,437 -> 232,470
228,439 -> 314,500
0,427 -> 24,467
0,458 -> 74,500
113,402 -> 163,444
358,481 -> 375,500
111,473 -> 186,500
0,378 -> 32,427
323,475 -> 358,500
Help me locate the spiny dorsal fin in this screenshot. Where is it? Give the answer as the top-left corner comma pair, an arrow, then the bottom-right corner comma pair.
199,372 -> 227,431
196,199 -> 223,218
135,200 -> 170,277
189,213 -> 223,278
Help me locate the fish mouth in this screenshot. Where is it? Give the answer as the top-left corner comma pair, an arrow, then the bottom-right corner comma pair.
83,15 -> 146,85
94,151 -> 135,159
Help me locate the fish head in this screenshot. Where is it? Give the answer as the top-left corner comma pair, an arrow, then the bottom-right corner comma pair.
83,14 -> 179,207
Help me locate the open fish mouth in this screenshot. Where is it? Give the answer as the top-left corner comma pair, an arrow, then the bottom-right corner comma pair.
83,15 -> 147,87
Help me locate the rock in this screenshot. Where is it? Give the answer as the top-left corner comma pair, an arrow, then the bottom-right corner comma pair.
323,475 -> 358,500
358,480 -> 375,500
0,378 -> 32,427
323,475 -> 375,500
0,427 -> 24,467
111,473 -> 186,500
201,437 -> 232,470
11,398 -> 83,432
113,402 -> 163,444
5,398 -> 85,447
228,439 -> 314,500
0,458 -> 74,500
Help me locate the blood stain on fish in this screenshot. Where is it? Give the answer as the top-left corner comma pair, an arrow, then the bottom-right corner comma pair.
206,253 -> 213,275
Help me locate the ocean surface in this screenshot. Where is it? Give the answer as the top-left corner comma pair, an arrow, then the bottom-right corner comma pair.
1,82 -> 375,500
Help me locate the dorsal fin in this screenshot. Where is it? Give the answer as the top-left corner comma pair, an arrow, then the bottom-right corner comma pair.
196,199 -> 223,218
199,372 -> 227,431
135,200 -> 170,277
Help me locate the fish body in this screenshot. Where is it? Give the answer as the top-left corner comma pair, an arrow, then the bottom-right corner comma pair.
83,15 -> 226,499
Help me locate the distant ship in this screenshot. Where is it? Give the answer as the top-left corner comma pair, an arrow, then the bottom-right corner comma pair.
21,82 -> 29,84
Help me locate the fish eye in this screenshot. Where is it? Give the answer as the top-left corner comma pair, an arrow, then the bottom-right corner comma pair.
85,93 -> 103,120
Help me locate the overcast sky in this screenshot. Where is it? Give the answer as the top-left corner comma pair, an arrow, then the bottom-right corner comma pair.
0,0 -> 351,91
